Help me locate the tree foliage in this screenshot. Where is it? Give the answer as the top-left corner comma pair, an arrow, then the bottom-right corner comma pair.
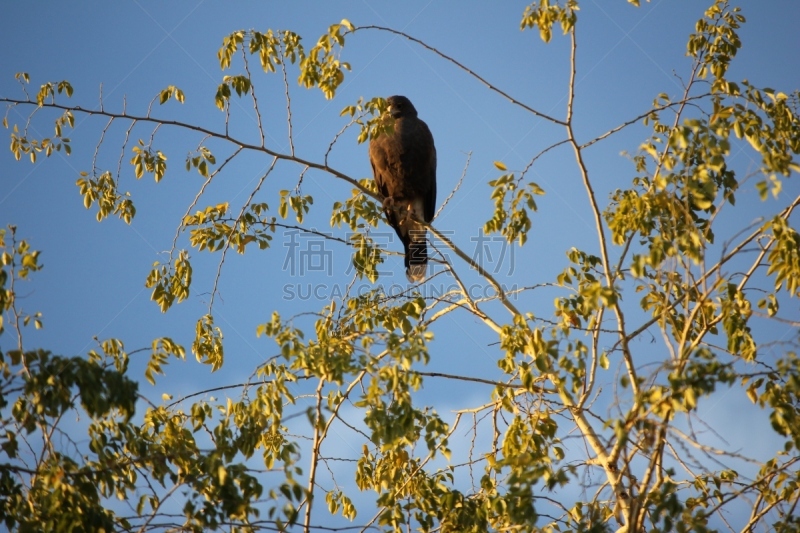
2,1 -> 800,532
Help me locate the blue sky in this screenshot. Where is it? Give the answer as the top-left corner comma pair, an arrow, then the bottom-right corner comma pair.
2,0 -> 800,528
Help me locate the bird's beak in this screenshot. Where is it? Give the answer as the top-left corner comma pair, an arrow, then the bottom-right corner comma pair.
387,103 -> 403,118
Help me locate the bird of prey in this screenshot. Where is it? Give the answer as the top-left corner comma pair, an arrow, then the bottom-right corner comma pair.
369,95 -> 437,282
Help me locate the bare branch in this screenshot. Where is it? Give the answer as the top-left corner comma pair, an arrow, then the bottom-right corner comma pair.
434,150 -> 471,220
349,25 -> 566,126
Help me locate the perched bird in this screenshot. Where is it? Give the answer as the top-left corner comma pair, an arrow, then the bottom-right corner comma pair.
369,95 -> 437,282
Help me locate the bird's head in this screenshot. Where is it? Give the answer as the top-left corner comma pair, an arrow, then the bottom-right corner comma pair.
386,95 -> 417,119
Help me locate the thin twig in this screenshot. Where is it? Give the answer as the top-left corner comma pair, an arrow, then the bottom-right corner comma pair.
169,146 -> 244,260
241,47 -> 266,148
349,25 -> 566,126
434,150 -> 471,220
279,42 -> 296,156
208,156 -> 278,311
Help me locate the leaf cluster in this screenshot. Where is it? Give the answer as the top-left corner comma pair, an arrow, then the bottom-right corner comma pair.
484,162 -> 545,246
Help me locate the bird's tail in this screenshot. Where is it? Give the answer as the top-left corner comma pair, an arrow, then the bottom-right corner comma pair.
405,223 -> 427,283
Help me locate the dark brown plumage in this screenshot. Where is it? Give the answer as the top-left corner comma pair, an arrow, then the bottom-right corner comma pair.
369,95 -> 437,282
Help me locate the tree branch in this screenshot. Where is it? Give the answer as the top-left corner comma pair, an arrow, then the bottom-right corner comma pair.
349,25 -> 566,126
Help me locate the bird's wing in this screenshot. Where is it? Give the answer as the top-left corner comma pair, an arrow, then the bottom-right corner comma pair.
413,119 -> 437,223
369,138 -> 403,234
